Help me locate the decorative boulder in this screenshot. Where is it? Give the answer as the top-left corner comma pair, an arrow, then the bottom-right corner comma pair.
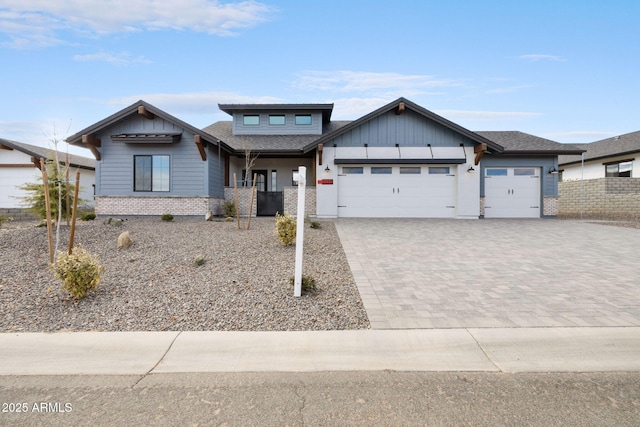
117,231 -> 132,249
205,211 -> 214,221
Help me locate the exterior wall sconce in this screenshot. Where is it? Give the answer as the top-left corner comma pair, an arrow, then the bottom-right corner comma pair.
324,165 -> 331,172
467,165 -> 475,172
549,167 -> 558,174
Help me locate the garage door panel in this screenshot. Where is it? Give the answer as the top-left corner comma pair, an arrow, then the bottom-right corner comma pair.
484,168 -> 540,218
338,165 -> 457,218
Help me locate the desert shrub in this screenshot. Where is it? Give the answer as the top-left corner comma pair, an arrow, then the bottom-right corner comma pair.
289,275 -> 317,294
0,215 -> 12,228
310,221 -> 321,229
53,247 -> 104,299
80,212 -> 96,221
16,159 -> 82,220
275,213 -> 296,245
222,200 -> 236,217
161,213 -> 174,222
193,255 -> 205,266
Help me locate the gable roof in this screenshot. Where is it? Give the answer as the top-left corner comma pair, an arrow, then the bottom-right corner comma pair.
219,103 -> 334,123
558,130 -> 640,166
66,100 -> 228,151
202,120 -> 350,155
303,97 -> 504,153
0,138 -> 95,169
476,131 -> 585,155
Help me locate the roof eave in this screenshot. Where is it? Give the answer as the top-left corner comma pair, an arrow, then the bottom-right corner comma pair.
559,148 -> 640,166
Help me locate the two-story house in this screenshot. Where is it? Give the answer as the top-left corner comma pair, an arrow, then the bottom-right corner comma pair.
67,97 -> 583,218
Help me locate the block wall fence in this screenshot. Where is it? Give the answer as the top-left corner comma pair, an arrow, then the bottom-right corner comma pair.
559,177 -> 640,219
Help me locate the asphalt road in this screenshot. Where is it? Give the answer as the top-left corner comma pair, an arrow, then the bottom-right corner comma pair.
1,371 -> 639,426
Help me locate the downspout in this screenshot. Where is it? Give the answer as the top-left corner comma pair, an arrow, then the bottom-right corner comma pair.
580,152 -> 584,220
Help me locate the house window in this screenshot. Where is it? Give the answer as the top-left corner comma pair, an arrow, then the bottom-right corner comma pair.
269,115 -> 285,125
605,160 -> 633,177
371,167 -> 392,174
134,155 -> 170,192
486,168 -> 508,176
342,167 -> 363,174
514,168 -> 536,176
400,167 -> 421,174
295,114 -> 312,125
243,115 -> 260,125
271,170 -> 277,190
429,167 -> 450,175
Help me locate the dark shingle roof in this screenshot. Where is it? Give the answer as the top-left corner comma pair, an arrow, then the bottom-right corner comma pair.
0,138 -> 95,169
202,121 -> 350,154
475,131 -> 585,155
558,131 -> 640,166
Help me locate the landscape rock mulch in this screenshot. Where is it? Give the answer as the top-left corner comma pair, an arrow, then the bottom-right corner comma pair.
0,217 -> 370,332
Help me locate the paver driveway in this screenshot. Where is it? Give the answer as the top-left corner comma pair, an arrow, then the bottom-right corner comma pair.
335,219 -> 640,329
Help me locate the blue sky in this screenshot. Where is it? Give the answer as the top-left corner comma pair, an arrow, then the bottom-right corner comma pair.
1,0 -> 638,156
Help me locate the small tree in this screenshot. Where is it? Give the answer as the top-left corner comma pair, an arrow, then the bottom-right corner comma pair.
17,159 -> 81,221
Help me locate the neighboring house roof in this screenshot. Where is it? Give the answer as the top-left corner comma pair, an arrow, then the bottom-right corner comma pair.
202,120 -> 350,155
0,138 -> 95,170
558,130 -> 640,166
219,103 -> 334,123
66,100 -> 229,156
475,131 -> 585,155
303,97 -> 505,153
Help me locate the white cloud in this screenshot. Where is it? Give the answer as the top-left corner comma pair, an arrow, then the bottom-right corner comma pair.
544,131 -> 617,142
293,71 -> 465,93
73,52 -> 151,65
0,0 -> 275,48
435,110 -> 542,121
518,54 -> 566,62
108,92 -> 285,115
331,97 -> 392,120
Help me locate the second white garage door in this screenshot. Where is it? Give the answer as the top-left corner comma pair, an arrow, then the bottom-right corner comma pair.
483,167 -> 541,218
337,165 -> 457,218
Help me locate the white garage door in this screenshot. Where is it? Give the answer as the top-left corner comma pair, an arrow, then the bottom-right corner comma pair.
338,165 -> 457,218
484,167 -> 540,218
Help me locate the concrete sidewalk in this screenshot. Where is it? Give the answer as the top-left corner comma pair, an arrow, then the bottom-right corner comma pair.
2,327 -> 639,376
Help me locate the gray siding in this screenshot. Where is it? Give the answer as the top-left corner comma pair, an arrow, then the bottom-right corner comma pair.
232,111 -> 323,135
481,155 -> 557,197
96,116 -> 206,196
207,145 -> 224,198
330,109 -> 475,148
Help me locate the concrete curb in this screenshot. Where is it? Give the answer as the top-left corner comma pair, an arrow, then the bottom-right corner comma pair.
1,327 -> 639,375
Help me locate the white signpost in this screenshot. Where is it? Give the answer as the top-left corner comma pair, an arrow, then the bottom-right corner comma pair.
293,166 -> 306,297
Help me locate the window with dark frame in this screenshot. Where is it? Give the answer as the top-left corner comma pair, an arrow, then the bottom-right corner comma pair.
295,114 -> 312,125
134,155 -> 170,192
605,160 -> 633,177
269,115 -> 285,125
243,115 -> 260,125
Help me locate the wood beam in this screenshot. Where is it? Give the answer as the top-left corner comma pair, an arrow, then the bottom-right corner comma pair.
31,156 -> 42,169
474,143 -> 487,165
138,105 -> 155,120
81,134 -> 101,160
194,135 -> 207,161
82,134 -> 101,147
317,143 -> 323,165
0,143 -> 13,150
0,163 -> 35,168
396,102 -> 405,115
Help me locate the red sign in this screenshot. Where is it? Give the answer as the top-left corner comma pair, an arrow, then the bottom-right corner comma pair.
317,179 -> 333,185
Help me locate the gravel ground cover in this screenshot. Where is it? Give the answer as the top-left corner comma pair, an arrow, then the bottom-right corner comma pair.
0,217 -> 370,332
